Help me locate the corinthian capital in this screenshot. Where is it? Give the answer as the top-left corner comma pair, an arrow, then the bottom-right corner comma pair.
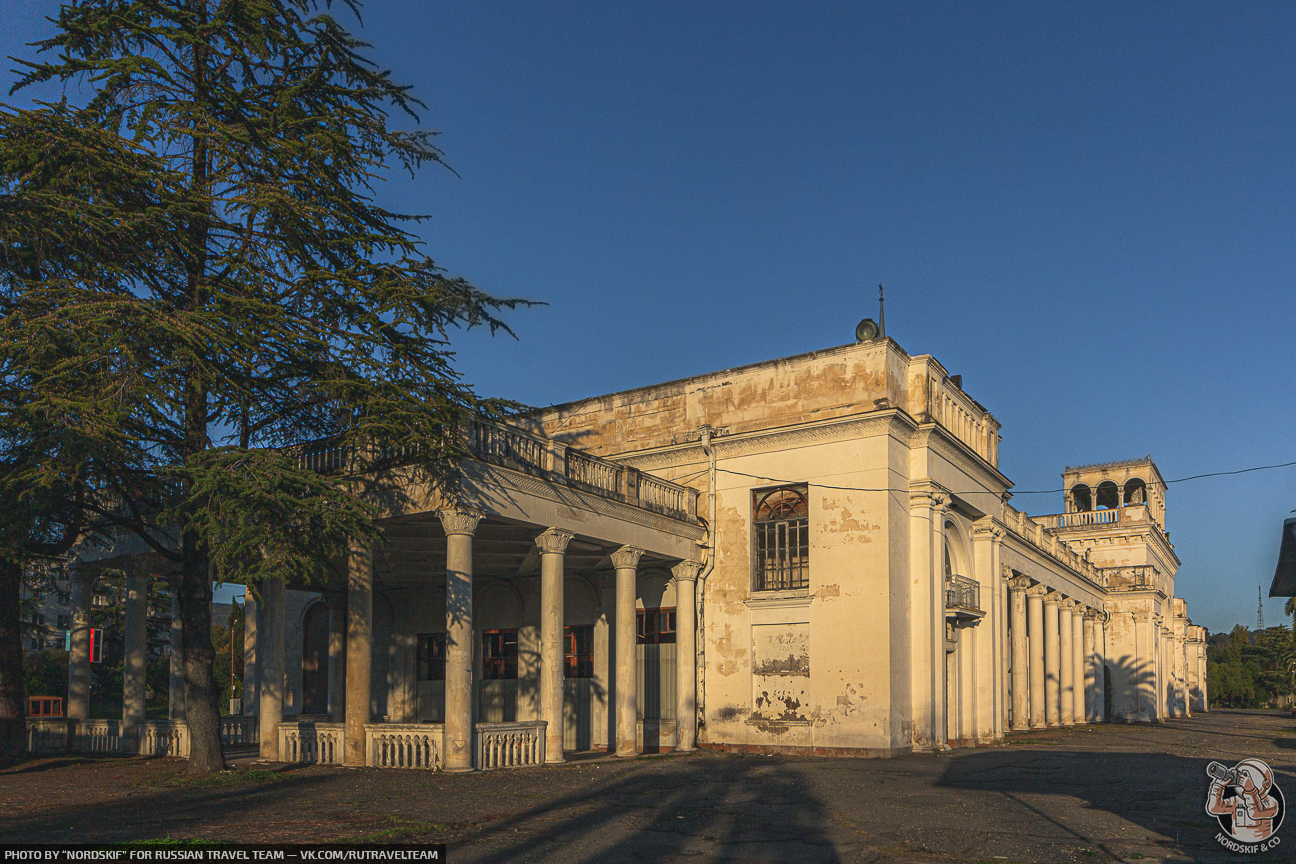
672,560 -> 703,583
1008,576 -> 1033,592
610,546 -> 645,570
535,528 -> 574,555
438,508 -> 483,536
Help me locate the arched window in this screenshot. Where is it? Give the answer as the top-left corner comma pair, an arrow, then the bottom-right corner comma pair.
1096,481 -> 1119,511
753,486 -> 809,591
1071,484 -> 1092,512
1123,478 -> 1147,506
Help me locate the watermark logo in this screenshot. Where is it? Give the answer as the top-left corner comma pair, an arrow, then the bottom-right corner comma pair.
1206,758 -> 1284,852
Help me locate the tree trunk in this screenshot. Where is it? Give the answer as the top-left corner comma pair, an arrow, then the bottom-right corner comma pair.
0,557 -> 27,763
181,538 -> 224,773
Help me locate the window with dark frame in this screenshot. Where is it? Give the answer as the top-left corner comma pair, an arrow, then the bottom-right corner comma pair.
564,625 -> 593,678
482,628 -> 519,680
637,608 -> 676,644
416,632 -> 446,681
753,485 -> 810,591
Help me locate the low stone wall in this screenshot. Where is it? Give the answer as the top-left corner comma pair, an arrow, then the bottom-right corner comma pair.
279,721 -> 344,765
366,723 -> 443,769
25,717 -> 254,757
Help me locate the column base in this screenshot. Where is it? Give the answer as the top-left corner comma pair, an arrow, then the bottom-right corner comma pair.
1010,724 -> 1029,732
442,766 -> 476,774
614,751 -> 638,759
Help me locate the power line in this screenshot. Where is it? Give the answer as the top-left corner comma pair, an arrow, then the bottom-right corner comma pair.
707,458 -> 1296,497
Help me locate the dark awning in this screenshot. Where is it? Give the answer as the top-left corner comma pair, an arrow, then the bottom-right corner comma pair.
1268,517 -> 1296,597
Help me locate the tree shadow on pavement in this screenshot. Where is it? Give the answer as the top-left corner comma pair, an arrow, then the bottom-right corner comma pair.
455,754 -> 846,864
937,748 -> 1291,862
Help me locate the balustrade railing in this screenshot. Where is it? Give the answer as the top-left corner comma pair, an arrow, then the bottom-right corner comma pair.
366,723 -> 442,769
1099,565 -> 1161,592
221,715 -> 258,746
476,721 -> 546,770
279,721 -> 344,764
945,575 -> 981,612
565,448 -> 622,498
469,421 -> 547,474
140,721 -> 189,757
294,420 -> 699,523
1034,509 -> 1121,529
74,719 -> 121,754
27,719 -> 70,754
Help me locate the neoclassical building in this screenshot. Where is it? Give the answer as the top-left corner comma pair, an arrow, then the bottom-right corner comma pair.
39,332 -> 1207,767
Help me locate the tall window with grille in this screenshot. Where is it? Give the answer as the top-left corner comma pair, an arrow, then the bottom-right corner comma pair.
753,485 -> 809,591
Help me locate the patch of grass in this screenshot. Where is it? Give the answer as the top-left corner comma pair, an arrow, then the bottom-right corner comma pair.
339,818 -> 451,844
110,840 -> 229,849
166,769 -> 284,790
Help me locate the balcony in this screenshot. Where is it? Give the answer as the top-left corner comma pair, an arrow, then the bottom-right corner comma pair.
945,574 -> 984,621
296,419 -> 700,524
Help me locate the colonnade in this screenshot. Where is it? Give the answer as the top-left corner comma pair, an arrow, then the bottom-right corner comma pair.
252,508 -> 702,770
1006,576 -> 1106,730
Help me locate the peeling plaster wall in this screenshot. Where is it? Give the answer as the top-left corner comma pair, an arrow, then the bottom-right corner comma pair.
698,430 -> 906,754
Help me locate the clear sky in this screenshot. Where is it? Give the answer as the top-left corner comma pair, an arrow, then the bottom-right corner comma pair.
5,2 -> 1294,634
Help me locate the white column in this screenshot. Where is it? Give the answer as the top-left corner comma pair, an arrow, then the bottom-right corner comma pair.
672,560 -> 702,752
1044,591 -> 1061,727
930,494 -> 951,748
66,570 -> 92,721
1083,611 -> 1097,722
121,570 -> 148,754
259,576 -> 286,760
537,527 -> 574,764
242,596 -> 258,716
611,545 -> 643,757
1027,585 -> 1046,729
439,509 -> 482,772
1071,604 -> 1086,725
1008,577 -> 1030,731
1059,600 -> 1074,726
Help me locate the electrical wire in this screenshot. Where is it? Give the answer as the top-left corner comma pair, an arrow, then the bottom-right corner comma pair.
706,458 -> 1296,497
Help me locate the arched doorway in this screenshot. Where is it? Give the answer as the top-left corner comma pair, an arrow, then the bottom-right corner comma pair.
301,603 -> 329,716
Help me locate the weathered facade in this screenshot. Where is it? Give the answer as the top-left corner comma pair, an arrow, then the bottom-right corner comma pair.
43,334 -> 1206,767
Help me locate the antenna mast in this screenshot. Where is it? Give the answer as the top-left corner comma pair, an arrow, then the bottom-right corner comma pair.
878,284 -> 886,339
1258,584 -> 1264,630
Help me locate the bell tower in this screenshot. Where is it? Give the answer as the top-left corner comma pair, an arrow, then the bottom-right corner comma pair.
1061,456 -> 1166,529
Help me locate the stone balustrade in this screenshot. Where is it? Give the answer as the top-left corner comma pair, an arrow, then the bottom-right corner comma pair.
296,419 -> 699,523
140,721 -> 189,757
74,719 -> 122,753
1002,505 -> 1101,585
365,723 -> 442,769
476,721 -> 546,770
26,719 -> 70,753
220,715 -> 258,745
279,721 -> 344,764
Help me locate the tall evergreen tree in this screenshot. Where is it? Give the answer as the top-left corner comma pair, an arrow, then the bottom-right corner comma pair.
0,0 -> 523,771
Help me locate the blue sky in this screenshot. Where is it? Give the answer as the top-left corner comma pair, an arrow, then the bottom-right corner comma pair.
5,2 -> 1294,633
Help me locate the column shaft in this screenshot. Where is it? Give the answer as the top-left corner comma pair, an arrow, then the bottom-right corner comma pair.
1027,589 -> 1046,729
673,562 -> 701,752
1044,595 -> 1060,727
1072,610 -> 1086,724
169,591 -> 185,721
1009,580 -> 1029,731
537,528 -> 572,764
1083,614 -> 1097,722
259,577 -> 286,760
613,547 -> 643,757
440,510 -> 482,771
345,545 -> 373,767
121,571 -> 148,754
1059,603 -> 1074,726
66,572 -> 92,721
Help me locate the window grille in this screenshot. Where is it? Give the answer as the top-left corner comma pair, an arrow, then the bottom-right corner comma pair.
753,486 -> 809,591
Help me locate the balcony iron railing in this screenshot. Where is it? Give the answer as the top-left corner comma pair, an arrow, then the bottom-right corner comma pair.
945,574 -> 981,614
